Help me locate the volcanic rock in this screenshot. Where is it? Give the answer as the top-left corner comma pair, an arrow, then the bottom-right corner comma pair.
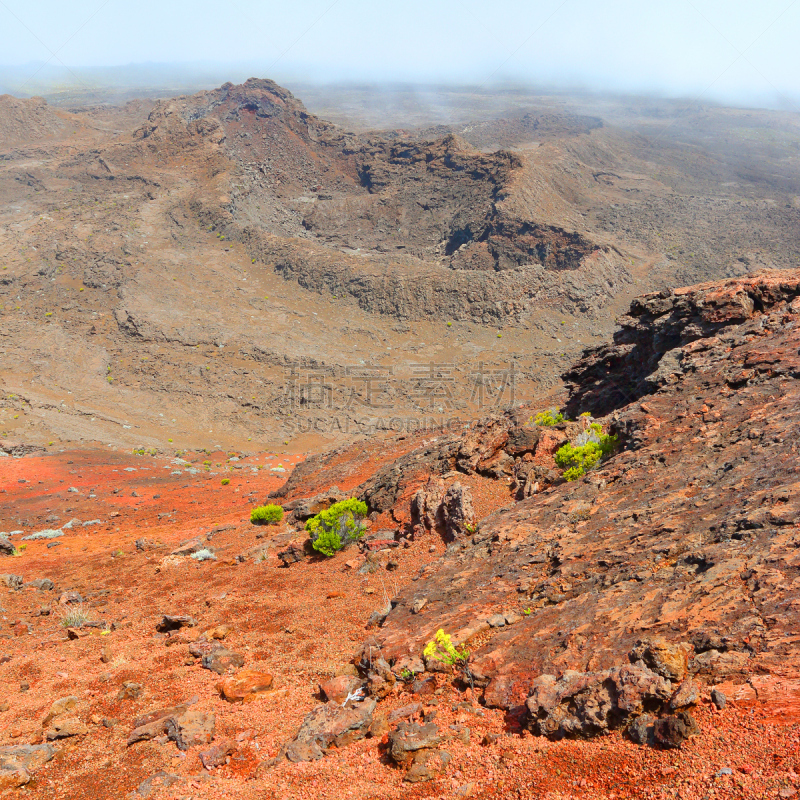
524,664 -> 672,739
217,670 -> 274,702
156,614 -> 197,633
652,710 -> 699,749
276,699 -> 377,763
202,648 -> 245,675
165,710 -> 215,751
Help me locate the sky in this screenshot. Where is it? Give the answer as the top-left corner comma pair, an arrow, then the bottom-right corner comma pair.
0,0 -> 798,107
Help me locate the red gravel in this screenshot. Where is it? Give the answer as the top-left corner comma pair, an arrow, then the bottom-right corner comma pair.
0,448 -> 797,800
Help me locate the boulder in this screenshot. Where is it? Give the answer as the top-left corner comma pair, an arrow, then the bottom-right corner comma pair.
277,544 -> 305,566
669,679 -> 699,710
171,538 -> 206,556
45,717 -> 88,740
388,721 -> 444,765
0,744 -> 58,789
319,675 -> 362,704
441,483 -> 476,540
0,743 -> 57,772
0,539 -> 14,556
525,664 -> 672,739
276,699 -> 376,763
127,706 -> 188,746
24,578 -> 54,591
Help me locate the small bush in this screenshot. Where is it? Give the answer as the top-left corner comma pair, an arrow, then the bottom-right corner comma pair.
191,548 -> 216,561
221,478 -> 230,486
534,409 -> 564,426
60,604 -> 93,629
554,432 -> 617,481
306,498 -> 367,557
251,504 -> 284,525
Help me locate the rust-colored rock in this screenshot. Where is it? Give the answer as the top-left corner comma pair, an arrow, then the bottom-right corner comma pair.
216,670 -> 274,703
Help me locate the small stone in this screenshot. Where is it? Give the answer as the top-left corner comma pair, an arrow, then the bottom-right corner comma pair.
411,598 -> 428,614
203,624 -> 233,641
199,739 -> 235,769
653,710 -> 699,749
319,675 -> 361,704
45,717 -> 89,740
217,670 -> 274,702
116,682 -> 143,701
711,688 -> 727,709
487,614 -> 506,628
156,615 -> 196,633
627,714 -> 654,745
202,648 -> 245,675
42,696 -> 78,727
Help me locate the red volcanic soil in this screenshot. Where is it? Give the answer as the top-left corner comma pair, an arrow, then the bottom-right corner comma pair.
0,447 -> 798,800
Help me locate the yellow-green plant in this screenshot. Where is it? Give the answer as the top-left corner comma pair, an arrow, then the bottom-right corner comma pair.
554,432 -> 617,481
534,409 -> 564,426
251,504 -> 284,525
423,629 -> 468,666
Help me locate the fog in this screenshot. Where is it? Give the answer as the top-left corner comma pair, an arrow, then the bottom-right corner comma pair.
0,0 -> 797,110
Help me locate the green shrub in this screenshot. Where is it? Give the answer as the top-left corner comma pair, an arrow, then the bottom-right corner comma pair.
306,498 -> 367,557
554,432 -> 617,481
221,478 -> 230,486
534,409 -> 564,426
311,528 -> 345,557
251,504 -> 284,525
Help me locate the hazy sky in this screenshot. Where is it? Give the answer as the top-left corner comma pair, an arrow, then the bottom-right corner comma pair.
1,0 -> 798,105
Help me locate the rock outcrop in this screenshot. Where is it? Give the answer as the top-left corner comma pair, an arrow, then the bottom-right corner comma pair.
352,269 -> 800,732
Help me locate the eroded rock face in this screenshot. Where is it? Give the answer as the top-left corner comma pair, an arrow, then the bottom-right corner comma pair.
356,270 -> 800,718
563,271 -> 800,417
